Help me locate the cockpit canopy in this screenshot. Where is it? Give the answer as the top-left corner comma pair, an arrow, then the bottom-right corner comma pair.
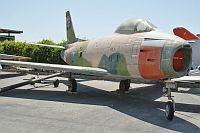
115,19 -> 157,34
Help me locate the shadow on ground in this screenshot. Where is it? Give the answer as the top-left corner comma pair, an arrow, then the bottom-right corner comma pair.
1,81 -> 200,132
0,73 -> 26,79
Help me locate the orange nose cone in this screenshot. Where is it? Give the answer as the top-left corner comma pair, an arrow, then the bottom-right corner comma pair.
173,50 -> 185,72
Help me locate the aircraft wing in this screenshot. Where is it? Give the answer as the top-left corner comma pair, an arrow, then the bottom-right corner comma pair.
0,60 -> 108,76
188,67 -> 200,76
171,76 -> 200,83
0,54 -> 31,61
167,76 -> 200,90
29,43 -> 65,49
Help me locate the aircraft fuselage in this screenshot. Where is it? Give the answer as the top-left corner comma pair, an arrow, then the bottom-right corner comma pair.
61,31 -> 192,80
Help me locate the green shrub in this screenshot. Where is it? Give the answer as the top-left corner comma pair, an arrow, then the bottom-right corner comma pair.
0,39 -> 68,64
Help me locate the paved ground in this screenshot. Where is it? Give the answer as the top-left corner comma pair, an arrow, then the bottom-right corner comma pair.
0,71 -> 200,133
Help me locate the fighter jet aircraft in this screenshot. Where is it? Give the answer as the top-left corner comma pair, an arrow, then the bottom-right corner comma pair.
0,11 -> 192,120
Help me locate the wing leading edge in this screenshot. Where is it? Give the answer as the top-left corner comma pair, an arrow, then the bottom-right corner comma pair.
0,60 -> 108,76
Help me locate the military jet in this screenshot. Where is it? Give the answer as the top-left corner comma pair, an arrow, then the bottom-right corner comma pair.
0,11 -> 192,120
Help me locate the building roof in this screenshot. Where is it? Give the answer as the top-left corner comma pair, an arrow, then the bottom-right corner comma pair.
0,28 -> 23,34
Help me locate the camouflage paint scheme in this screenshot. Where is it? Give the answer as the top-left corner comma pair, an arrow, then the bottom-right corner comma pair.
62,19 -> 192,80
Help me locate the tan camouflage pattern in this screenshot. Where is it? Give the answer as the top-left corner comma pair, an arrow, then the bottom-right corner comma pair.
62,19 -> 192,80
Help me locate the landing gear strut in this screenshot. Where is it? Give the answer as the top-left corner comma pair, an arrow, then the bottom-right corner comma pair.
67,78 -> 77,92
66,73 -> 77,93
118,79 -> 130,93
163,82 -> 175,121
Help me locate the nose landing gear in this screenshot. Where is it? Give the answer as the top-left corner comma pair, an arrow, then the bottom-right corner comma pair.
165,100 -> 175,121
163,81 -> 176,121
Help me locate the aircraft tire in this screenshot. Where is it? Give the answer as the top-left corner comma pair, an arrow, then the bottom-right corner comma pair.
126,79 -> 130,90
54,79 -> 59,88
119,80 -> 130,92
165,101 -> 174,121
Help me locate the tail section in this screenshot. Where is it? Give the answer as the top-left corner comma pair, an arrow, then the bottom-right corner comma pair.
66,11 -> 77,43
173,27 -> 200,40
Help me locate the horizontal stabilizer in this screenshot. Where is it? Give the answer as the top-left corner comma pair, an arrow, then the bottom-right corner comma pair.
29,43 -> 65,49
173,27 -> 200,40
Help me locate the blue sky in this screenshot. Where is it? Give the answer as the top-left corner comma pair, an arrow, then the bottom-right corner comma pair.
1,0 -> 200,42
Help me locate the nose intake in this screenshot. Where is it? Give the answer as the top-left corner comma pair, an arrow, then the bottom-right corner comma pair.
173,49 -> 185,72
161,42 -> 192,78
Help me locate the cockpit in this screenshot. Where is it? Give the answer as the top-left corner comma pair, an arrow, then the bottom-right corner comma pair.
115,19 -> 157,34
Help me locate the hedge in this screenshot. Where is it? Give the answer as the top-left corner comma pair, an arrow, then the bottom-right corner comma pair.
0,40 -> 69,64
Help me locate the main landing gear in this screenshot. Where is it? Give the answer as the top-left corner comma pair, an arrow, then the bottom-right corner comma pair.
53,79 -> 60,88
67,78 -> 77,93
163,82 -> 176,121
65,73 -> 77,93
52,73 -> 77,93
118,79 -> 131,93
53,78 -> 77,93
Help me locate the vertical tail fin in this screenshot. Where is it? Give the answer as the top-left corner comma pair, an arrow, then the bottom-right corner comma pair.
66,11 -> 77,43
173,27 -> 200,40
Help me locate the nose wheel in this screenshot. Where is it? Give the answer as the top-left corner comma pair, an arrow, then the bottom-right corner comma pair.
163,83 -> 176,121
165,101 -> 175,121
